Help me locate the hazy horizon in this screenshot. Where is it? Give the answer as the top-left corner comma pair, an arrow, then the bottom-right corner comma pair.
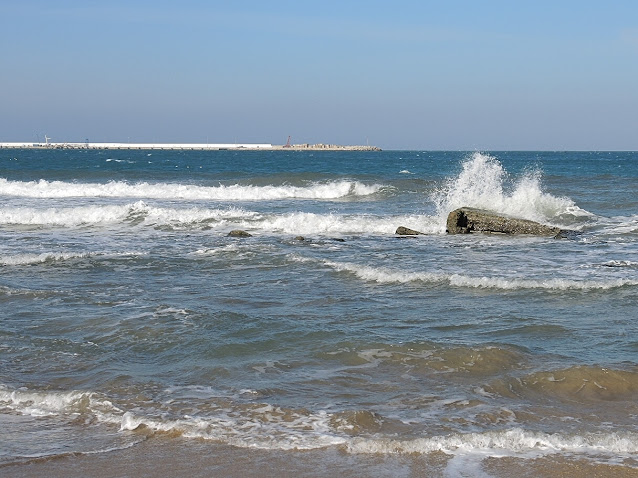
2,1 -> 637,151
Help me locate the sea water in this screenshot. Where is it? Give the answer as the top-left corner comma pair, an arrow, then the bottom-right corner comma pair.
0,149 -> 637,476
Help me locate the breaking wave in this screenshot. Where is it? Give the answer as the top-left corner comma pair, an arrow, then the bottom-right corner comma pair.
0,202 -> 257,227
0,201 -> 439,235
0,178 -> 384,201
251,212 -> 439,235
294,257 -> 638,291
0,252 -> 90,266
347,428 -> 638,455
2,384 -> 638,462
0,251 -> 144,266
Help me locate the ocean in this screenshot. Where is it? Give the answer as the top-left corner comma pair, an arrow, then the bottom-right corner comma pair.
0,149 -> 637,477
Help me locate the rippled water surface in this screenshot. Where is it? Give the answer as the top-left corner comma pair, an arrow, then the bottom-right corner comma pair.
1,149 -> 637,476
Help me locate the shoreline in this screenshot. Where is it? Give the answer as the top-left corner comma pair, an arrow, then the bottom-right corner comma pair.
2,437 -> 636,478
0,142 -> 381,151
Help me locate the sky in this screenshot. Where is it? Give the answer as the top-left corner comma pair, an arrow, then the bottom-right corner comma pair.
1,1 -> 637,150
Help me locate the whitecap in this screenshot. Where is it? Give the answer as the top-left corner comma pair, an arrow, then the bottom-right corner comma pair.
0,178 -> 385,201
296,257 -> 638,291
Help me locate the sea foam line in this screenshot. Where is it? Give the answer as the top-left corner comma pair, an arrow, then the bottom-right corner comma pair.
251,212 -> 441,235
0,385 -> 120,417
0,178 -> 384,201
347,428 -> 638,456
0,202 -> 256,226
0,252 -> 90,266
293,257 -> 638,291
0,202 -> 441,234
0,251 -> 145,266
3,385 -> 638,458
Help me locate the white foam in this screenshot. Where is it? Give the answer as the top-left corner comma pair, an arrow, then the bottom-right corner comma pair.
598,215 -> 638,235
601,260 -> 638,268
0,204 -> 134,226
255,212 -> 441,235
299,258 -> 638,291
0,250 -> 147,266
0,200 -> 446,235
3,385 -> 637,460
0,385 -> 119,417
0,178 -> 384,201
117,408 -> 347,451
0,252 -> 90,265
432,153 -> 593,228
347,428 -> 638,456
0,202 -> 256,227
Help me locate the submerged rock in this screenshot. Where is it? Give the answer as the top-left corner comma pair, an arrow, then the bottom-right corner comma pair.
395,226 -> 423,236
446,207 -> 563,236
227,229 -> 252,237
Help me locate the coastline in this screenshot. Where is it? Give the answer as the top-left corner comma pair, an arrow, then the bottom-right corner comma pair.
0,142 -> 381,151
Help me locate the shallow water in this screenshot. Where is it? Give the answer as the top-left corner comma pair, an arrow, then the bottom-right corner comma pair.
1,149 -> 637,476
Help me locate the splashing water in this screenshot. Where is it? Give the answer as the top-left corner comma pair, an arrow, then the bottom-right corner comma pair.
432,152 -> 590,227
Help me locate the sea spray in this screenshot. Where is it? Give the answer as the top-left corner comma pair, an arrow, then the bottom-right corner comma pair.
431,152 -> 590,227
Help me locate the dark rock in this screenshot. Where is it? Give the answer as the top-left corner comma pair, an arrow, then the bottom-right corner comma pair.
331,238 -> 346,242
395,226 -> 423,236
446,207 -> 563,236
227,230 -> 252,237
294,236 -> 305,241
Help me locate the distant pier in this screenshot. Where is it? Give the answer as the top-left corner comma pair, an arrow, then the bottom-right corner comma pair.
0,141 -> 381,151
0,142 -> 273,150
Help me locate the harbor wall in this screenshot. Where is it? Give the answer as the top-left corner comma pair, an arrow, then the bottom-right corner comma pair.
0,142 -> 273,150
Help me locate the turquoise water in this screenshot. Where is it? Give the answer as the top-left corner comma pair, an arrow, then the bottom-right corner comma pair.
1,149 -> 637,473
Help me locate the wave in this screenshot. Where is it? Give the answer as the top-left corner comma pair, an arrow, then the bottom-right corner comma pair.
0,201 -> 441,234
601,260 -> 638,269
432,153 -> 594,228
323,343 -> 526,376
0,178 -> 384,201
347,428 -> 638,456
294,257 -> 638,291
0,202 -> 256,227
0,204 -> 138,226
0,385 -> 344,451
2,384 -> 638,462
0,251 -> 144,266
251,212 -> 440,235
0,252 -> 90,266
596,215 -> 638,235
482,365 -> 638,403
0,385 -> 120,417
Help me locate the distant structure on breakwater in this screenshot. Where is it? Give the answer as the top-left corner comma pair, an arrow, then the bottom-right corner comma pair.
272,142 -> 381,151
0,141 -> 381,151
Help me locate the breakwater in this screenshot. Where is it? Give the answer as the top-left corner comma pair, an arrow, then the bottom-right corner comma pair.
0,142 -> 273,150
0,142 -> 381,151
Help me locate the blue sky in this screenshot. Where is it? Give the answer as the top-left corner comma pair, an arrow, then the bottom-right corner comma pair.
1,1 -> 637,149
